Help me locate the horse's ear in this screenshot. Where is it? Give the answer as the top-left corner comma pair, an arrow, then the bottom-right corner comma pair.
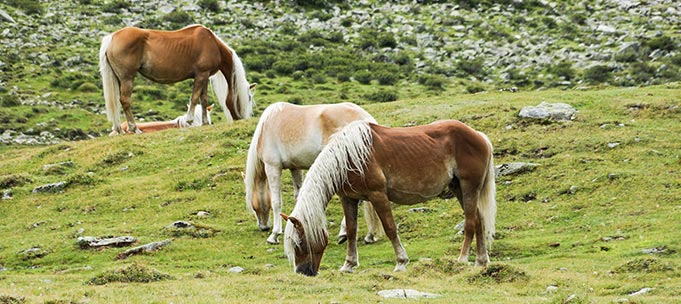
207,104 -> 214,112
283,214 -> 303,229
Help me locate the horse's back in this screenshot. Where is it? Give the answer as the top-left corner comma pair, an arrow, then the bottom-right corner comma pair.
258,102 -> 374,169
362,120 -> 490,203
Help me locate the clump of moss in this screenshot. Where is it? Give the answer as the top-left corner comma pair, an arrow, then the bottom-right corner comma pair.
0,295 -> 25,304
468,263 -> 529,283
87,263 -> 173,285
0,174 -> 32,189
612,257 -> 675,274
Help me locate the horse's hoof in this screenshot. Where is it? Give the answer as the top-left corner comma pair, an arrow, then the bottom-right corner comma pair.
337,235 -> 347,244
267,235 -> 279,244
364,234 -> 377,244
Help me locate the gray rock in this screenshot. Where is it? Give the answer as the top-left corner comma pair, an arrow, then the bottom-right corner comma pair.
115,239 -> 172,260
2,189 -> 12,200
378,289 -> 441,299
629,287 -> 653,296
167,221 -> 195,229
519,102 -> 577,121
229,266 -> 245,273
77,236 -> 137,249
43,161 -> 75,171
0,9 -> 15,23
495,162 -> 540,177
18,246 -> 49,260
32,181 -> 67,194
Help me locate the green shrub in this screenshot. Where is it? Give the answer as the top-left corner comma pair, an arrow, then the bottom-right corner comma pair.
77,82 -> 99,93
88,263 -> 173,285
353,71 -> 372,84
198,0 -> 220,12
466,83 -> 485,94
375,71 -> 398,85
584,65 -> 613,83
101,0 -> 130,13
644,35 -> 675,52
364,89 -> 398,103
548,61 -> 575,80
457,57 -> 486,76
418,74 -> 447,90
164,10 -> 194,28
272,61 -> 295,75
0,94 -> 21,107
630,62 -> 656,83
377,33 -> 397,48
6,0 -> 44,15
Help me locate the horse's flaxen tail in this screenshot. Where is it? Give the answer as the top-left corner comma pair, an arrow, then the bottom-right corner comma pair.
99,34 -> 121,132
210,29 -> 254,122
477,132 -> 497,250
209,71 -> 232,123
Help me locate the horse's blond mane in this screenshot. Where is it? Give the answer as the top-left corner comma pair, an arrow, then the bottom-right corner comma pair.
284,120 -> 374,265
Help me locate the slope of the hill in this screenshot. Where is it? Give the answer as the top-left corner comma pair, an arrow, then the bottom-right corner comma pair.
0,85 -> 679,303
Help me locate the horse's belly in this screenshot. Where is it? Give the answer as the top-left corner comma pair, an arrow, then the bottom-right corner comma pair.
386,176 -> 450,205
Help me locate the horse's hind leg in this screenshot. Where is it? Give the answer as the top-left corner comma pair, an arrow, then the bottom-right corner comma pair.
368,192 -> 408,272
339,196 -> 360,273
362,201 -> 381,244
187,73 -> 209,124
200,81 -> 209,125
458,184 -> 489,266
119,79 -> 140,134
264,164 -> 283,244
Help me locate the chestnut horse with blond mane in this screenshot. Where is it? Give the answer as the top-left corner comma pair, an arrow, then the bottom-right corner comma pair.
282,120 -> 497,276
99,24 -> 256,135
245,102 -> 382,244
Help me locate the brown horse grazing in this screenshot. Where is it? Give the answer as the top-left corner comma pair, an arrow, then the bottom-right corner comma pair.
108,104 -> 213,136
99,24 -> 256,135
282,120 -> 496,276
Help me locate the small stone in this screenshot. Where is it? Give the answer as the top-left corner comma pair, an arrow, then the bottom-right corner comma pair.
607,142 -> 620,148
378,289 -> 440,299
229,266 -> 244,273
546,285 -> 558,292
629,287 -> 653,296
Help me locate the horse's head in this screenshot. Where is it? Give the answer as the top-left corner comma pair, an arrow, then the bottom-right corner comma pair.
250,183 -> 272,231
282,213 -> 328,277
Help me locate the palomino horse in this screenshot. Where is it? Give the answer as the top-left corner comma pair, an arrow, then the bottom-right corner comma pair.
99,24 -> 256,135
282,120 -> 496,276
245,102 -> 382,244
109,104 -> 213,136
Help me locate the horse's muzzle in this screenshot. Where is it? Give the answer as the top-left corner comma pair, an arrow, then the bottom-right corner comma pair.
258,224 -> 271,231
295,262 -> 318,277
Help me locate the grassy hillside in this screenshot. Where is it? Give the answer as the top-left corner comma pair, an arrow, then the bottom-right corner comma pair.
1,84 -> 680,303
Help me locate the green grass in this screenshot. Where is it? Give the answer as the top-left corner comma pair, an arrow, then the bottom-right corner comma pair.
0,84 -> 680,303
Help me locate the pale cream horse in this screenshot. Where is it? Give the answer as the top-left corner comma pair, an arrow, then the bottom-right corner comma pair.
245,102 -> 382,244
99,24 -> 256,134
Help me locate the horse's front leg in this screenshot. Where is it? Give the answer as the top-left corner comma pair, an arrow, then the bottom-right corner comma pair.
339,196 -> 360,273
368,192 -> 408,272
264,164 -> 283,244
